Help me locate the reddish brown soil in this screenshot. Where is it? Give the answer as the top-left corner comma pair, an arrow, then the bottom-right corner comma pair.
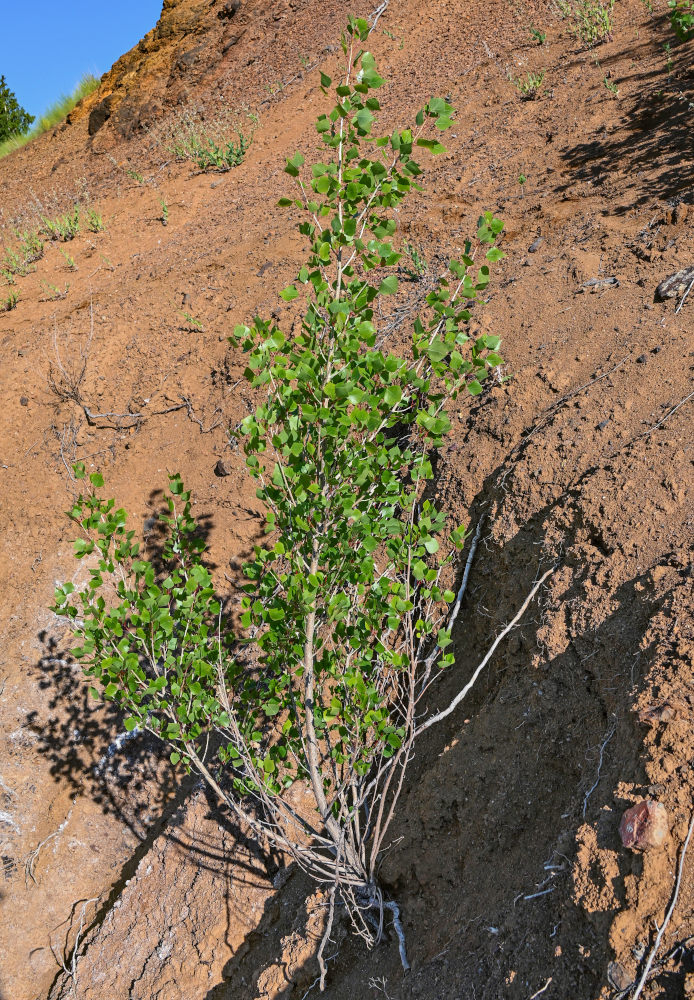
1,1 -> 693,998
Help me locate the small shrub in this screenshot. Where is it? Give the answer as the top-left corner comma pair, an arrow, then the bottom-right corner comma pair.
604,75 -> 619,96
179,309 -> 203,331
512,69 -> 546,99
2,290 -> 19,311
529,25 -> 547,43
191,132 -> 250,171
41,206 -> 80,242
2,246 -> 31,278
15,229 -> 44,263
59,247 -> 77,271
86,209 -> 105,233
402,241 -> 428,279
564,0 -> 615,46
165,108 -> 253,172
669,0 -> 694,39
41,280 -> 70,301
51,20 -> 552,981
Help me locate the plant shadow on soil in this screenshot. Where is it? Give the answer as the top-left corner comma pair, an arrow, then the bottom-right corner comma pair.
26,487 -> 285,944
559,34 -> 693,208
26,387 -> 684,998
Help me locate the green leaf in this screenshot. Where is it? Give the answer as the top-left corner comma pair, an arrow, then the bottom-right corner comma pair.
280,285 -> 299,301
285,152 -> 305,177
379,275 -> 398,295
354,108 -> 374,132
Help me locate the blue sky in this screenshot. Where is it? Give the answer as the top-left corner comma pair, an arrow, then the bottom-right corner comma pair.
3,0 -> 163,120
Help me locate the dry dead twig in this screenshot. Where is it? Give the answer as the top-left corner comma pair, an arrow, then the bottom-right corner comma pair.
50,896 -> 98,991
24,803 -> 74,886
638,388 -> 694,440
630,810 -> 694,1000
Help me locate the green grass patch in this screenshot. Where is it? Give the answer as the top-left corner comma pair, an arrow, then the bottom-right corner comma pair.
0,74 -> 99,161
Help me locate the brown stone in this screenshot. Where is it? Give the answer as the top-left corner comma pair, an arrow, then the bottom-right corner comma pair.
619,800 -> 669,851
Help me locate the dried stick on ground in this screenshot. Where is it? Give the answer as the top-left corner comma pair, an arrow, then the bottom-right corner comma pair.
631,809 -> 694,1000
50,896 -> 98,989
675,273 -> 694,314
638,388 -> 694,440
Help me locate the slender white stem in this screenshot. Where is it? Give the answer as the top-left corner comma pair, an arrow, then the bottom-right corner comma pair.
416,567 -> 555,736
632,810 -> 694,1000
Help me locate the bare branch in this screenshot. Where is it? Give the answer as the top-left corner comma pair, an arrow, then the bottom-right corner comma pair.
416,567 -> 555,736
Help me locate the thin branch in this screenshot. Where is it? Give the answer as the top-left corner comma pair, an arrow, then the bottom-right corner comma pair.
675,273 -> 694,314
416,567 -> 555,736
638,388 -> 694,440
519,358 -> 627,447
528,979 -> 552,1000
582,716 -> 617,818
631,809 -> 694,1000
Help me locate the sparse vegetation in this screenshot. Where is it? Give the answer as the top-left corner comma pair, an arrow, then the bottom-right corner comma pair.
165,108 -> 253,172
604,74 -> 619,96
59,247 -> 77,271
179,309 -> 203,330
160,198 -> 169,226
2,246 -> 32,278
663,41 -> 674,74
2,289 -> 19,311
402,241 -> 428,279
0,74 -> 98,160
529,25 -> 547,43
85,209 -> 105,233
511,69 -> 546,99
562,0 -> 615,46
15,229 -> 44,263
41,280 -> 70,301
50,21 -> 545,985
41,206 -> 80,242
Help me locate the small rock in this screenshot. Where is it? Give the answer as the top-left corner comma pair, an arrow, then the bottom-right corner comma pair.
636,354 -> 647,364
214,458 -> 232,478
528,237 -> 544,253
608,961 -> 632,991
655,266 -> 694,301
639,699 -> 682,725
218,0 -> 241,19
619,800 -> 669,851
673,202 -> 689,226
19,396 -> 28,406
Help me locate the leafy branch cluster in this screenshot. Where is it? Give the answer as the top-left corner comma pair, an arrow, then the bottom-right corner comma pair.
669,0 -> 694,39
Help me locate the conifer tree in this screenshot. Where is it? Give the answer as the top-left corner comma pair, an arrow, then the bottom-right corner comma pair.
0,75 -> 34,142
